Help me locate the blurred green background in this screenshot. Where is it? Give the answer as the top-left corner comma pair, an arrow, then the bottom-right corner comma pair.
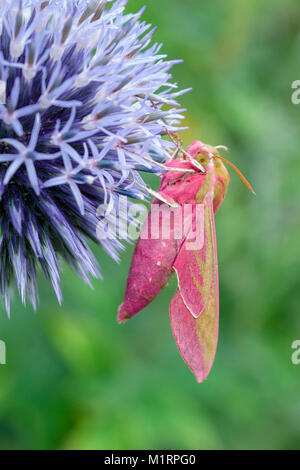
0,0 -> 300,450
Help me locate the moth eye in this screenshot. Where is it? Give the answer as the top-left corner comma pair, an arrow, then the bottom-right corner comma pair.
195,153 -> 209,167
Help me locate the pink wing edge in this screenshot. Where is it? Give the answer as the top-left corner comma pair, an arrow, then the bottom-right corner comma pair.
169,195 -> 219,383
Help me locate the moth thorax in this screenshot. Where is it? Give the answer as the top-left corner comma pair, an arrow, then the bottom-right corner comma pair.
195,156 -> 229,206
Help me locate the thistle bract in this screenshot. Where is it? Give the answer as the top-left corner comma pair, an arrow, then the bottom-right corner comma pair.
0,0 -> 188,314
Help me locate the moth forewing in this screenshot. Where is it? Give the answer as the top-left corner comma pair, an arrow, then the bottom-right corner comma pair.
170,193 -> 219,382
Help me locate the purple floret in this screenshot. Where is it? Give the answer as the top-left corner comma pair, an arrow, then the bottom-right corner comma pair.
0,0 -> 188,314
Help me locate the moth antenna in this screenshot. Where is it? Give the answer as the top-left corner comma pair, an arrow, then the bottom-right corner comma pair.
215,155 -> 256,195
215,145 -> 229,151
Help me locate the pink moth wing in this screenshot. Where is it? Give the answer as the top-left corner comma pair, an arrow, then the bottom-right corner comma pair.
118,141 -> 229,383
118,158 -> 207,322
170,192 -> 219,382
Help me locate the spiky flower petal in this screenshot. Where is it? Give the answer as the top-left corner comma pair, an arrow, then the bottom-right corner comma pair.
0,0 -> 188,314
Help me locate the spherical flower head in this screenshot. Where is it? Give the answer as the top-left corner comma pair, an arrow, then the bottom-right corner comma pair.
0,0 -> 188,314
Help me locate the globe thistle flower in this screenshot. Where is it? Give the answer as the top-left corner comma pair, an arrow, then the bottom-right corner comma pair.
0,0 -> 188,314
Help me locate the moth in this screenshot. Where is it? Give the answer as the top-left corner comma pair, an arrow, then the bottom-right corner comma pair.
118,140 -> 254,382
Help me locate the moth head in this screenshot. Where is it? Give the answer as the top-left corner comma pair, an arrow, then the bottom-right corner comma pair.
187,140 -> 255,194
187,140 -> 222,168
195,146 -> 219,168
